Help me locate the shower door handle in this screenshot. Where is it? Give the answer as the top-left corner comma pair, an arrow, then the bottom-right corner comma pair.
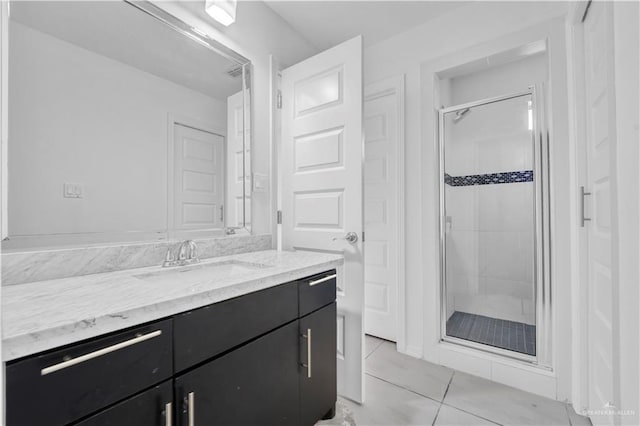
580,186 -> 591,227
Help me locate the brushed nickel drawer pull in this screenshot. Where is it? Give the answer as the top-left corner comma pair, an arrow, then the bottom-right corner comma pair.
40,330 -> 162,376
302,328 -> 312,378
165,402 -> 173,426
308,274 -> 336,286
188,392 -> 195,426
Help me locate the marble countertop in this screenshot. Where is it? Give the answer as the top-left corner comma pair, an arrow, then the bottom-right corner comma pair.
2,250 -> 343,362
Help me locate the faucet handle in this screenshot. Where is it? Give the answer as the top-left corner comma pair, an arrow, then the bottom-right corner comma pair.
178,243 -> 188,261
164,248 -> 174,262
188,241 -> 198,260
162,248 -> 175,267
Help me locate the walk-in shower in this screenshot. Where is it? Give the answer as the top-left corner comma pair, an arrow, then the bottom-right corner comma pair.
438,87 -> 551,365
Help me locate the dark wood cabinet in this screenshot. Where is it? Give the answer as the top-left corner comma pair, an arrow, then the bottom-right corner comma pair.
6,270 -> 337,426
300,303 -> 337,426
173,281 -> 298,373
74,381 -> 173,426
6,320 -> 173,426
298,271 -> 337,317
175,321 -> 300,426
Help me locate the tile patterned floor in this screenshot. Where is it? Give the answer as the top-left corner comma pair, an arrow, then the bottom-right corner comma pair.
446,311 -> 536,356
326,335 -> 592,426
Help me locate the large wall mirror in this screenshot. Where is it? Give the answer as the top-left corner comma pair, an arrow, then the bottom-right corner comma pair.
3,0 -> 252,250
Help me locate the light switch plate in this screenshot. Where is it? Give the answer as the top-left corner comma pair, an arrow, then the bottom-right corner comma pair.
63,183 -> 83,198
252,173 -> 268,193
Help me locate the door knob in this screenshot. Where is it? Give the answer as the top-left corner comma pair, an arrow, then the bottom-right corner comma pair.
333,232 -> 358,244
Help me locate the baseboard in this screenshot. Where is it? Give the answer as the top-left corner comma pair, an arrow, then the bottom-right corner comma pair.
401,344 -> 423,359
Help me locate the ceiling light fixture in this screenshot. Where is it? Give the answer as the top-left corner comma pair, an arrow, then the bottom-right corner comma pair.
205,0 -> 237,26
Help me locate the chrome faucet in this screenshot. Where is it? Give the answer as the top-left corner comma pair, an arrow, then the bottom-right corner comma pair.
225,226 -> 243,235
162,240 -> 199,267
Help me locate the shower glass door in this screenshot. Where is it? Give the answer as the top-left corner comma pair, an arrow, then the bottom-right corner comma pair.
439,90 -> 549,362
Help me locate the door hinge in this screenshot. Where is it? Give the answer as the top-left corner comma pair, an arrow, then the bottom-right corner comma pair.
362,231 -> 365,243
276,90 -> 282,109
277,210 -> 282,224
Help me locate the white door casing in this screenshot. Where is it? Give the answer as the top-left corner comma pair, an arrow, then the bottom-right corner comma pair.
227,90 -> 250,228
281,36 -> 364,403
363,76 -> 405,342
581,1 -> 620,423
172,124 -> 225,232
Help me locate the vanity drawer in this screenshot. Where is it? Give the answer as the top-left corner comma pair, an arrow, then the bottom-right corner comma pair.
5,319 -> 172,426
173,281 -> 298,372
298,270 -> 337,317
75,380 -> 173,426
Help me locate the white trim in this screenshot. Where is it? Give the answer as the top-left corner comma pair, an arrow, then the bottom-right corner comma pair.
269,55 -> 281,250
402,344 -> 423,359
364,74 -> 406,350
567,3 -> 590,414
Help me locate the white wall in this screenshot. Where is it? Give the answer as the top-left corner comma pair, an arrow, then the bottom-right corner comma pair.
364,1 -> 571,400
8,22 -> 226,238
154,1 -> 318,237
449,53 -> 547,105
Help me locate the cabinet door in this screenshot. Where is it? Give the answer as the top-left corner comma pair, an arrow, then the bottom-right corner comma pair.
175,321 -> 299,426
299,303 -> 337,426
75,381 -> 173,426
6,319 -> 172,426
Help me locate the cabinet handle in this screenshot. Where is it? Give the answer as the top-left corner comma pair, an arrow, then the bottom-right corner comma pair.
580,186 -> 592,227
40,330 -> 162,376
165,402 -> 173,426
302,328 -> 312,378
188,392 -> 195,426
308,274 -> 336,286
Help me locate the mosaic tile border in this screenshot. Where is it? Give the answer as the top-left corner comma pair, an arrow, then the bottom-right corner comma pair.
444,170 -> 533,186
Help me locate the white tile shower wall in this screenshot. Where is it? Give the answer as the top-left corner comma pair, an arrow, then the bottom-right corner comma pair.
1,234 -> 272,286
444,59 -> 543,325
445,184 -> 535,324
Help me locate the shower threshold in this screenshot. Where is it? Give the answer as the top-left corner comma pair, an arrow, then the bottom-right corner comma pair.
446,311 -> 536,356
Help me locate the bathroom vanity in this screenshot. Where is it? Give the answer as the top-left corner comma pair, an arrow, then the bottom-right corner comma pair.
3,251 -> 342,426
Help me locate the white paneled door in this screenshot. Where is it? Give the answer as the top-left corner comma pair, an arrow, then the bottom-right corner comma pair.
173,124 -> 224,231
281,36 -> 364,402
581,2 -> 619,424
363,77 -> 403,342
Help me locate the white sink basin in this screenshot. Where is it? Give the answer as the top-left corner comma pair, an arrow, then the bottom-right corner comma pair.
134,260 -> 271,284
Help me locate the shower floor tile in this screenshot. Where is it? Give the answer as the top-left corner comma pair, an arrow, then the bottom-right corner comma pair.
446,311 -> 536,356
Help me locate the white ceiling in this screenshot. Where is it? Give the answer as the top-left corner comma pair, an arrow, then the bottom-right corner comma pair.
10,1 -> 243,100
263,1 -> 469,51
